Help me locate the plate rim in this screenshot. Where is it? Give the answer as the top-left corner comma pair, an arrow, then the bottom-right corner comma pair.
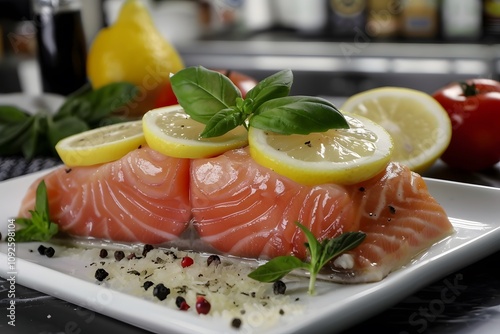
1,169 -> 500,334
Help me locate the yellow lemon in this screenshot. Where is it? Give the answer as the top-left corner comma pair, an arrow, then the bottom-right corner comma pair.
142,105 -> 248,158
87,0 -> 184,117
55,121 -> 145,167
341,87 -> 452,173
248,113 -> 393,185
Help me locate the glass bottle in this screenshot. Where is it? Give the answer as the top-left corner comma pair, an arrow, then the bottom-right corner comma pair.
442,0 -> 482,41
400,0 -> 438,40
33,0 -> 88,96
327,0 -> 367,39
483,0 -> 500,39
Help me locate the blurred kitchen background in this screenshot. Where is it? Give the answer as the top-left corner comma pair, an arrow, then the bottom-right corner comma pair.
0,0 -> 499,97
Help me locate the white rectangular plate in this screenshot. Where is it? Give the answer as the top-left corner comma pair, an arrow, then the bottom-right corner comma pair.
1,170 -> 500,334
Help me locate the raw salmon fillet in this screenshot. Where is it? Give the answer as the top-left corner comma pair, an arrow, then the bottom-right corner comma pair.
191,148 -> 454,283
18,146 -> 453,283
18,146 -> 191,244
190,148 -> 357,260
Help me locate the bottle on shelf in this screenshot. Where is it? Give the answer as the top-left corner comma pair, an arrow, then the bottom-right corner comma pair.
33,0 -> 88,96
441,0 -> 482,41
483,0 -> 500,40
400,0 -> 439,40
366,0 -> 401,40
327,0 -> 367,39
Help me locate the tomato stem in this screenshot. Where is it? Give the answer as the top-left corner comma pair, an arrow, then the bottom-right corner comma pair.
459,82 -> 478,97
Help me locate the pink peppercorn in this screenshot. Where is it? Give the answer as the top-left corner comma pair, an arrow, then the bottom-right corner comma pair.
181,256 -> 194,268
195,296 -> 211,314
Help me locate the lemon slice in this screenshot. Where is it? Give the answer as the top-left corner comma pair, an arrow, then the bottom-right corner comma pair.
142,105 -> 248,158
55,120 -> 146,167
341,87 -> 452,173
248,113 -> 393,185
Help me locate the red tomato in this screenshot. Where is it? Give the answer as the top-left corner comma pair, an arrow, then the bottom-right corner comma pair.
213,69 -> 258,98
432,79 -> 500,171
154,81 -> 178,108
154,69 -> 258,108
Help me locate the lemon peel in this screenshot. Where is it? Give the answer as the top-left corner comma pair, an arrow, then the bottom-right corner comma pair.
142,105 -> 248,159
248,113 -> 393,185
341,87 -> 452,173
55,121 -> 145,167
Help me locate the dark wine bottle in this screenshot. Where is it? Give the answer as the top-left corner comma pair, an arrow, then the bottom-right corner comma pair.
33,0 -> 87,96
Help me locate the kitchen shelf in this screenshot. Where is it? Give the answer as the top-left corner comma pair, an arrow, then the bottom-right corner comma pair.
176,40 -> 498,96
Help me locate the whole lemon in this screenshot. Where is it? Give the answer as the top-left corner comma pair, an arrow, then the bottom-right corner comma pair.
87,0 -> 184,117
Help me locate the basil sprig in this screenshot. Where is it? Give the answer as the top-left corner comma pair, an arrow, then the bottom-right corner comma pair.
171,66 -> 349,137
0,82 -> 138,160
14,180 -> 59,242
248,222 -> 366,295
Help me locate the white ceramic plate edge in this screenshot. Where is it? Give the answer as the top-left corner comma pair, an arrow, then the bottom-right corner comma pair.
1,171 -> 499,334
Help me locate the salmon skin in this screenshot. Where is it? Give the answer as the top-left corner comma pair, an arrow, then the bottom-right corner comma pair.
18,146 -> 453,283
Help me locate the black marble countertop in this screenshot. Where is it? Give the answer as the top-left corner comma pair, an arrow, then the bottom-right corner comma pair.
1,157 -> 499,334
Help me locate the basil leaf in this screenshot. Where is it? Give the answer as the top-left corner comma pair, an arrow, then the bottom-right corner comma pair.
296,222 -> 322,261
35,180 -> 49,221
0,117 -> 33,146
247,256 -> 305,282
15,180 -> 59,242
22,117 -> 41,160
246,69 -> 293,110
250,96 -> 349,135
67,82 -> 92,99
55,93 -> 92,121
200,107 -> 246,138
171,66 -> 241,124
0,117 -> 35,156
320,231 -> 366,267
85,82 -> 138,123
48,116 -> 90,148
96,115 -> 130,126
55,82 -> 138,123
0,106 -> 30,123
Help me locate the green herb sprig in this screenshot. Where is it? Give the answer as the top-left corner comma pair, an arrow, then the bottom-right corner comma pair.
170,66 -> 349,137
248,222 -> 366,295
0,82 -> 138,159
14,180 -> 58,242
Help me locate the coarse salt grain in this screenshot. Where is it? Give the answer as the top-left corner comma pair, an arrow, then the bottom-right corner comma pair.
61,246 -> 304,331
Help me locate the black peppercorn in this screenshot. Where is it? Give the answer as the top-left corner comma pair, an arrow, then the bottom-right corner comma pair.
273,280 -> 286,295
37,245 -> 47,255
153,283 -> 170,301
99,249 -> 108,258
175,296 -> 190,310
143,281 -> 154,290
95,268 -> 109,281
142,244 -> 154,257
114,250 -> 125,261
231,318 -> 242,329
44,247 -> 55,258
207,254 -> 221,267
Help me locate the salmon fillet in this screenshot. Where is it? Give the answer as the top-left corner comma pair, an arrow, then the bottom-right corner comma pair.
18,146 -> 191,244
18,146 -> 453,282
191,148 -> 454,282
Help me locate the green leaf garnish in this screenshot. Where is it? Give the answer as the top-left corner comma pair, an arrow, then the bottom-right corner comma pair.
250,96 -> 348,135
0,82 -> 138,159
171,66 -> 349,138
170,66 -> 242,124
14,180 -> 59,242
248,222 -> 366,295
